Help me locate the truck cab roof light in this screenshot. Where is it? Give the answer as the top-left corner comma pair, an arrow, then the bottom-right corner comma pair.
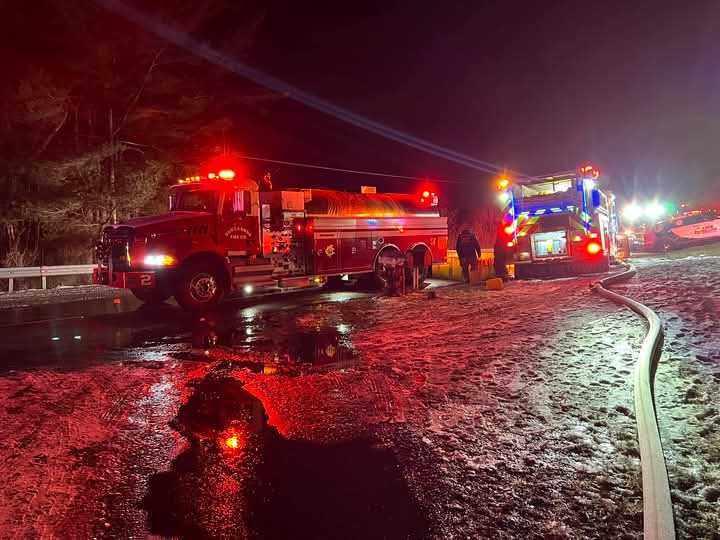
497,178 -> 510,190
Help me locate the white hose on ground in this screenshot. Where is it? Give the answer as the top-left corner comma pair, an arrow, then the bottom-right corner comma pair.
592,264 -> 676,540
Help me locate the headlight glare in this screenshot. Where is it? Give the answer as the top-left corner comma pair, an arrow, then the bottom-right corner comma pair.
144,254 -> 176,266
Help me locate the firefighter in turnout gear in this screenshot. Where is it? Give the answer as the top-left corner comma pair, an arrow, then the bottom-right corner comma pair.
456,228 -> 480,283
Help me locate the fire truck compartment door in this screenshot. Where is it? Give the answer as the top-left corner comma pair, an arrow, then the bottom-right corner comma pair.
339,232 -> 373,272
531,230 -> 568,258
314,233 -> 339,273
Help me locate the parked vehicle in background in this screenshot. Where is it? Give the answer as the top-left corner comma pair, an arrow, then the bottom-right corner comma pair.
93,165 -> 447,310
648,209 -> 720,251
497,165 -> 619,278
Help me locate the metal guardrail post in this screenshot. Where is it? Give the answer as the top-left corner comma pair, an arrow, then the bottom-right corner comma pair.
592,265 -> 676,540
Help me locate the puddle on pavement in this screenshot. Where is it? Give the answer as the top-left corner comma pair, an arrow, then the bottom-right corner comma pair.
182,313 -> 360,375
140,370 -> 427,539
0,305 -> 192,372
0,293 -> 362,373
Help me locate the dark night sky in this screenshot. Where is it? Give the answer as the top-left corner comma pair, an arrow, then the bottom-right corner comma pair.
9,0 -> 719,207
226,0 -> 720,207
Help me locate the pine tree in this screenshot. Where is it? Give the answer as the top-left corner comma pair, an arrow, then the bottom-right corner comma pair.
0,0 -> 265,266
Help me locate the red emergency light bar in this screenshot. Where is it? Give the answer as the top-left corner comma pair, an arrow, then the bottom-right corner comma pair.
579,164 -> 600,179
177,168 -> 238,184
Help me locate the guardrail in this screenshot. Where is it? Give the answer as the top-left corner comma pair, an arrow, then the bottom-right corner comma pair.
0,264 -> 95,292
592,264 -> 676,540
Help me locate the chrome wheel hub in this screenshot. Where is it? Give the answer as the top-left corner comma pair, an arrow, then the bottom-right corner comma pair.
189,273 -> 217,302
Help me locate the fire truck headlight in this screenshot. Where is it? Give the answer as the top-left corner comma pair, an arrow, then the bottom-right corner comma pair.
586,242 -> 602,255
243,284 -> 254,295
144,254 -> 176,267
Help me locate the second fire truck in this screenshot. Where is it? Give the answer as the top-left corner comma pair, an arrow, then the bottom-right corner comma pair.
497,165 -> 619,278
94,168 -> 448,310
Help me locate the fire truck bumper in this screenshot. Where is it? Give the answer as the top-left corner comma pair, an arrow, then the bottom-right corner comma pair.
93,267 -> 156,289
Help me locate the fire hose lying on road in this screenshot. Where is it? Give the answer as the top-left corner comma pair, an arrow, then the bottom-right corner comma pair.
592,265 -> 676,540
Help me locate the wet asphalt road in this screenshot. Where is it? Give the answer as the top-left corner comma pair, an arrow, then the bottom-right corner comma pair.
0,286 -> 430,538
0,249 -> 718,539
0,289 -> 369,373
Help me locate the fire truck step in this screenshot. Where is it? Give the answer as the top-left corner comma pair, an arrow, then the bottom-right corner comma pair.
232,264 -> 275,276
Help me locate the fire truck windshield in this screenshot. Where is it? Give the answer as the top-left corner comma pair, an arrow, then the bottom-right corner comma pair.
170,189 -> 218,213
521,178 -> 574,198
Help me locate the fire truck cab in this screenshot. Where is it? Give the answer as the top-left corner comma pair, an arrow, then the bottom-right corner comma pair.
498,165 -> 619,278
94,169 -> 447,310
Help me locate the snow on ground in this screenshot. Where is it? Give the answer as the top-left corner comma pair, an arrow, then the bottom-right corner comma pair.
1,250 -> 716,538
219,276 -> 649,538
616,245 -> 720,537
0,360 -> 202,537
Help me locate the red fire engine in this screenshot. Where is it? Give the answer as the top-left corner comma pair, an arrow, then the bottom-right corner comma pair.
93,168 -> 447,310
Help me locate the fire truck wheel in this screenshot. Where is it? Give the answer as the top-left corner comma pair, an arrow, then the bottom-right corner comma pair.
174,261 -> 226,311
130,288 -> 171,304
372,247 -> 404,291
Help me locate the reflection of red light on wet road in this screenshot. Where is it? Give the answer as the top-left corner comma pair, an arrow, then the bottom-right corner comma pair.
221,427 -> 246,453
225,435 -> 239,449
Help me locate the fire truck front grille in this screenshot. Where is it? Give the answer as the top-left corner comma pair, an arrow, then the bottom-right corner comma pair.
97,226 -> 134,271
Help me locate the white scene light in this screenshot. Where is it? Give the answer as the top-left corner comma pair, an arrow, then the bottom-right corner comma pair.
622,203 -> 643,222
644,202 -> 665,220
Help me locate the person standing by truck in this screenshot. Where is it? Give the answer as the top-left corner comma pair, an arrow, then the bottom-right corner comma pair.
456,227 -> 480,283
493,230 -> 508,280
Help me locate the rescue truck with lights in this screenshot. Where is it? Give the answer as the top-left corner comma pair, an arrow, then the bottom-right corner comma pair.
93,168 -> 447,310
497,165 -> 619,278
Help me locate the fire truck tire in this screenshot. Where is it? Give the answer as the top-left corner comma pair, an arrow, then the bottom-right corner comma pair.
174,261 -> 226,311
373,247 -> 403,291
130,288 -> 171,304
